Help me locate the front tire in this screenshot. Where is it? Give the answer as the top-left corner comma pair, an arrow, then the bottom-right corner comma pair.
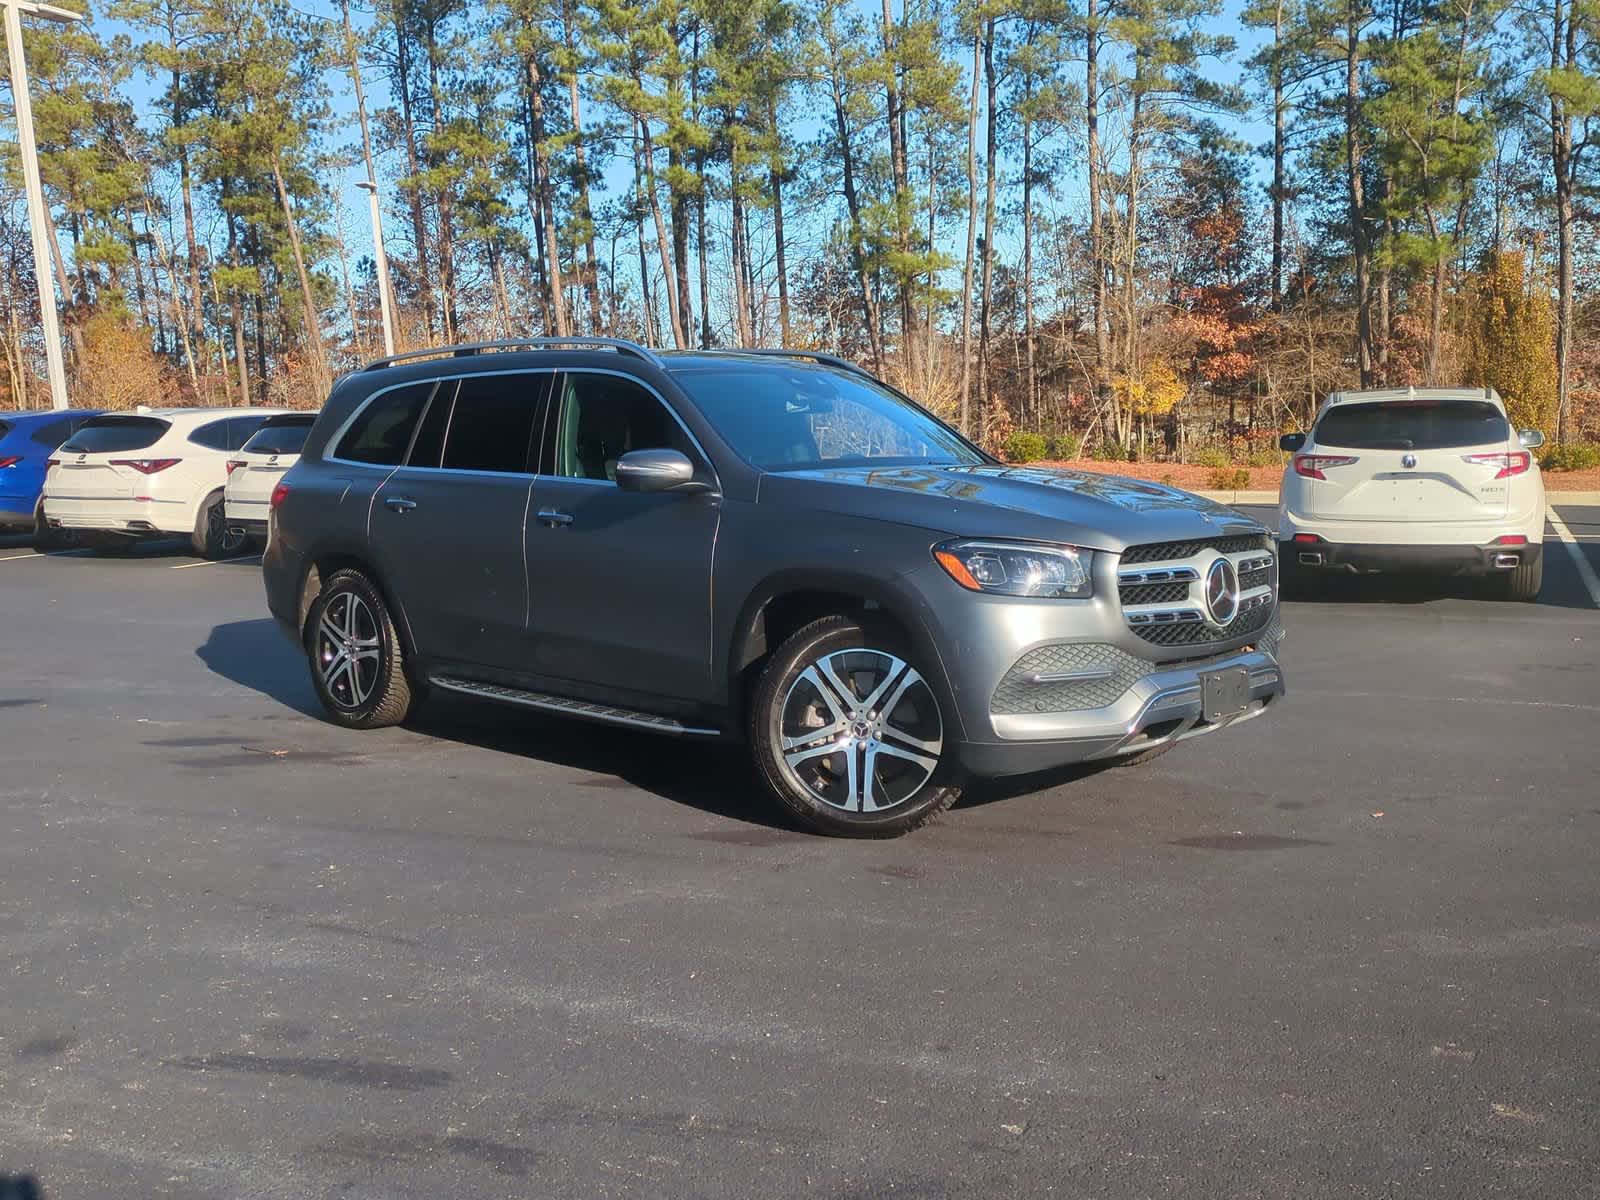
749,616 -> 962,838
305,569 -> 416,729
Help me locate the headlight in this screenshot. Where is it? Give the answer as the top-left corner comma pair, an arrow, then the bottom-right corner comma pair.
933,539 -> 1094,598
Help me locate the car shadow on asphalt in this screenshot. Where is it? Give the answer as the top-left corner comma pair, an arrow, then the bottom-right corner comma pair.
1282,550 -> 1594,610
197,618 -> 795,831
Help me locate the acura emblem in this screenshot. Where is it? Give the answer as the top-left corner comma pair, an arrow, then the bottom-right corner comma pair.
1204,557 -> 1240,626
1401,453 -> 1417,468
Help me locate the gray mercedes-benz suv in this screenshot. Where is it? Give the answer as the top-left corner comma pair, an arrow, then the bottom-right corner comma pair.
264,338 -> 1285,837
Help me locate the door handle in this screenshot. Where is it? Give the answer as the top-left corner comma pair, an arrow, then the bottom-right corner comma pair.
385,496 -> 418,513
537,509 -> 574,528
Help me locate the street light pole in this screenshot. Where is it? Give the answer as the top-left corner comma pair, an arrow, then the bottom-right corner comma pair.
355,181 -> 395,357
2,0 -> 81,411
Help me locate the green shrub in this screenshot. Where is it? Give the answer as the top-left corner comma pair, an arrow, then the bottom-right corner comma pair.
1246,445 -> 1283,468
1003,430 -> 1048,463
1192,446 -> 1230,469
1094,440 -> 1132,462
1045,432 -> 1081,460
1541,441 -> 1600,472
1206,466 -> 1252,491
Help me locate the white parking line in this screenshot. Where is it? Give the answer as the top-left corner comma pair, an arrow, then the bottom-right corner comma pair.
0,551 -> 44,563
1548,506 -> 1600,609
170,554 -> 262,570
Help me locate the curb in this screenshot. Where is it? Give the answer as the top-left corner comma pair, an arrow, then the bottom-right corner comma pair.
1196,489 -> 1600,506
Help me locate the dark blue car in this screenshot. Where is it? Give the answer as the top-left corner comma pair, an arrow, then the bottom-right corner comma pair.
0,409 -> 104,545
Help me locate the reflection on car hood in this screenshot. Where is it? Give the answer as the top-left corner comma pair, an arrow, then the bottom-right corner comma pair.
763,464 -> 1264,551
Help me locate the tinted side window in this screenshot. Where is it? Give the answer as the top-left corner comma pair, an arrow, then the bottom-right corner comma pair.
336,383 -> 436,465
553,373 -> 690,482
405,381 -> 456,468
29,418 -> 73,448
189,419 -> 233,450
440,373 -> 547,474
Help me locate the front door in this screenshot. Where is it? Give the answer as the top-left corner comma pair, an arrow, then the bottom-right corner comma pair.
526,370 -> 720,704
369,370 -> 553,673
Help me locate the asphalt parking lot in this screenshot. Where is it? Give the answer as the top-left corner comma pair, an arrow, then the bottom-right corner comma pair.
2,505 -> 1598,1199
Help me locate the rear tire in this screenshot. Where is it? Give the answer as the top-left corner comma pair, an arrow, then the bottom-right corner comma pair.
749,615 -> 962,838
191,490 -> 247,560
306,568 -> 415,729
1500,553 -> 1543,603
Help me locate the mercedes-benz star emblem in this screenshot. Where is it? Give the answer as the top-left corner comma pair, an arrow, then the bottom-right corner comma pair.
1401,453 -> 1418,468
1204,557 -> 1240,626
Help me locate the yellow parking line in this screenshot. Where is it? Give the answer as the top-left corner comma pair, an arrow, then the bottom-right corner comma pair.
170,554 -> 262,570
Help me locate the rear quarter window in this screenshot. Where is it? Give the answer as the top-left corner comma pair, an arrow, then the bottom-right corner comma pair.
61,416 -> 171,454
189,419 -> 234,450
335,382 -> 436,465
1315,401 -> 1509,450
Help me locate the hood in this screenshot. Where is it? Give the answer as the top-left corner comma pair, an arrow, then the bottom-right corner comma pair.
759,464 -> 1264,552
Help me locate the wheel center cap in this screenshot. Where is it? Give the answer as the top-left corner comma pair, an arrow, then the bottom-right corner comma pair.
850,719 -> 872,739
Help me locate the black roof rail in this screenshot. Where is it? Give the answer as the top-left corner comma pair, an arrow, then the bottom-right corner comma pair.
728,347 -> 879,380
360,337 -> 664,372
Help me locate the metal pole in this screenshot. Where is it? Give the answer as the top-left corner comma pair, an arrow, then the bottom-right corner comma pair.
356,181 -> 395,356
2,0 -> 77,410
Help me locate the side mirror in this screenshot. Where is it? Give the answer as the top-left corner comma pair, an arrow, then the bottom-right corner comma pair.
1518,429 -> 1545,449
1279,432 -> 1306,453
614,448 -> 710,494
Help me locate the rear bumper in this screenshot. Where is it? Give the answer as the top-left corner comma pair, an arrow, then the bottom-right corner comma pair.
42,494 -> 189,536
1284,540 -> 1541,575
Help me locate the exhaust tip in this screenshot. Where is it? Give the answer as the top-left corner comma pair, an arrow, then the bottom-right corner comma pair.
1298,552 -> 1323,566
1492,553 -> 1519,569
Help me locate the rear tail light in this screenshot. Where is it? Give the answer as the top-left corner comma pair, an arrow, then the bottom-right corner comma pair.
1492,534 -> 1528,546
225,459 -> 247,476
109,458 -> 182,474
269,481 -> 290,511
46,457 -> 60,467
1293,454 -> 1359,480
1291,533 -> 1323,544
0,456 -> 20,469
1462,451 -> 1530,479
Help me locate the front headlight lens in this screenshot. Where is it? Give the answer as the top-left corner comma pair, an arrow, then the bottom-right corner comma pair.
934,539 -> 1094,598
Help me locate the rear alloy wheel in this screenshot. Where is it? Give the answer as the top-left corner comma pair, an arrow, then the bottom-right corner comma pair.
305,568 -> 416,729
751,616 -> 961,837
192,490 -> 248,560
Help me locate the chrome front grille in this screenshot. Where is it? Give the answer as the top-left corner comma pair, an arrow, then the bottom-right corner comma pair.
1117,534 -> 1278,651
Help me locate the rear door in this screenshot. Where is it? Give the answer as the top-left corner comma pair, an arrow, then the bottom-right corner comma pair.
369,370 -> 553,672
1307,399 -> 1513,522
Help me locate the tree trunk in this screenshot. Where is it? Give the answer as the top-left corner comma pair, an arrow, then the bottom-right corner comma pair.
564,0 -> 603,334
669,143 -> 694,348
1550,0 -> 1574,439
1022,98 -> 1037,428
526,55 -> 570,336
827,60 -> 884,371
880,0 -> 915,375
393,21 -> 433,342
1270,0 -> 1286,310
637,116 -> 685,347
978,19 -> 999,433
1086,0 -> 1115,435
424,19 -> 457,342
768,100 -> 790,347
959,34 -> 980,437
1345,2 -> 1376,385
270,154 -> 329,397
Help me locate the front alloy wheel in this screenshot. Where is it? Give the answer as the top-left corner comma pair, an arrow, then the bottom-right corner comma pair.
751,616 -> 962,837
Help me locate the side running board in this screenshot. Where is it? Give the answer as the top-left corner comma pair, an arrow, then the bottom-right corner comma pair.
429,675 -> 720,737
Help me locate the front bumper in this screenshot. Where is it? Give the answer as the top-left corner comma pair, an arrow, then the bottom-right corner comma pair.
956,644 -> 1285,776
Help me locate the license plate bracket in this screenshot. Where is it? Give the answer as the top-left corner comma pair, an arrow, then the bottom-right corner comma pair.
1200,667 -> 1250,722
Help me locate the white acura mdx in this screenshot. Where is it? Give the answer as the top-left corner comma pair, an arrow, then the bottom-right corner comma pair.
224,412 -> 316,545
43,406 -> 288,557
1278,387 -> 1546,601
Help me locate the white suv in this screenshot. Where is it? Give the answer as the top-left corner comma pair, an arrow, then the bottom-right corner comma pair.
43,407 -> 288,557
224,412 -> 316,544
1278,387 -> 1546,601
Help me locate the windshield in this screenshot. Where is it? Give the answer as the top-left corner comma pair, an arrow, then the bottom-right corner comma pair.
1315,400 -> 1509,450
242,418 -> 313,456
671,366 -> 984,471
61,416 -> 171,454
